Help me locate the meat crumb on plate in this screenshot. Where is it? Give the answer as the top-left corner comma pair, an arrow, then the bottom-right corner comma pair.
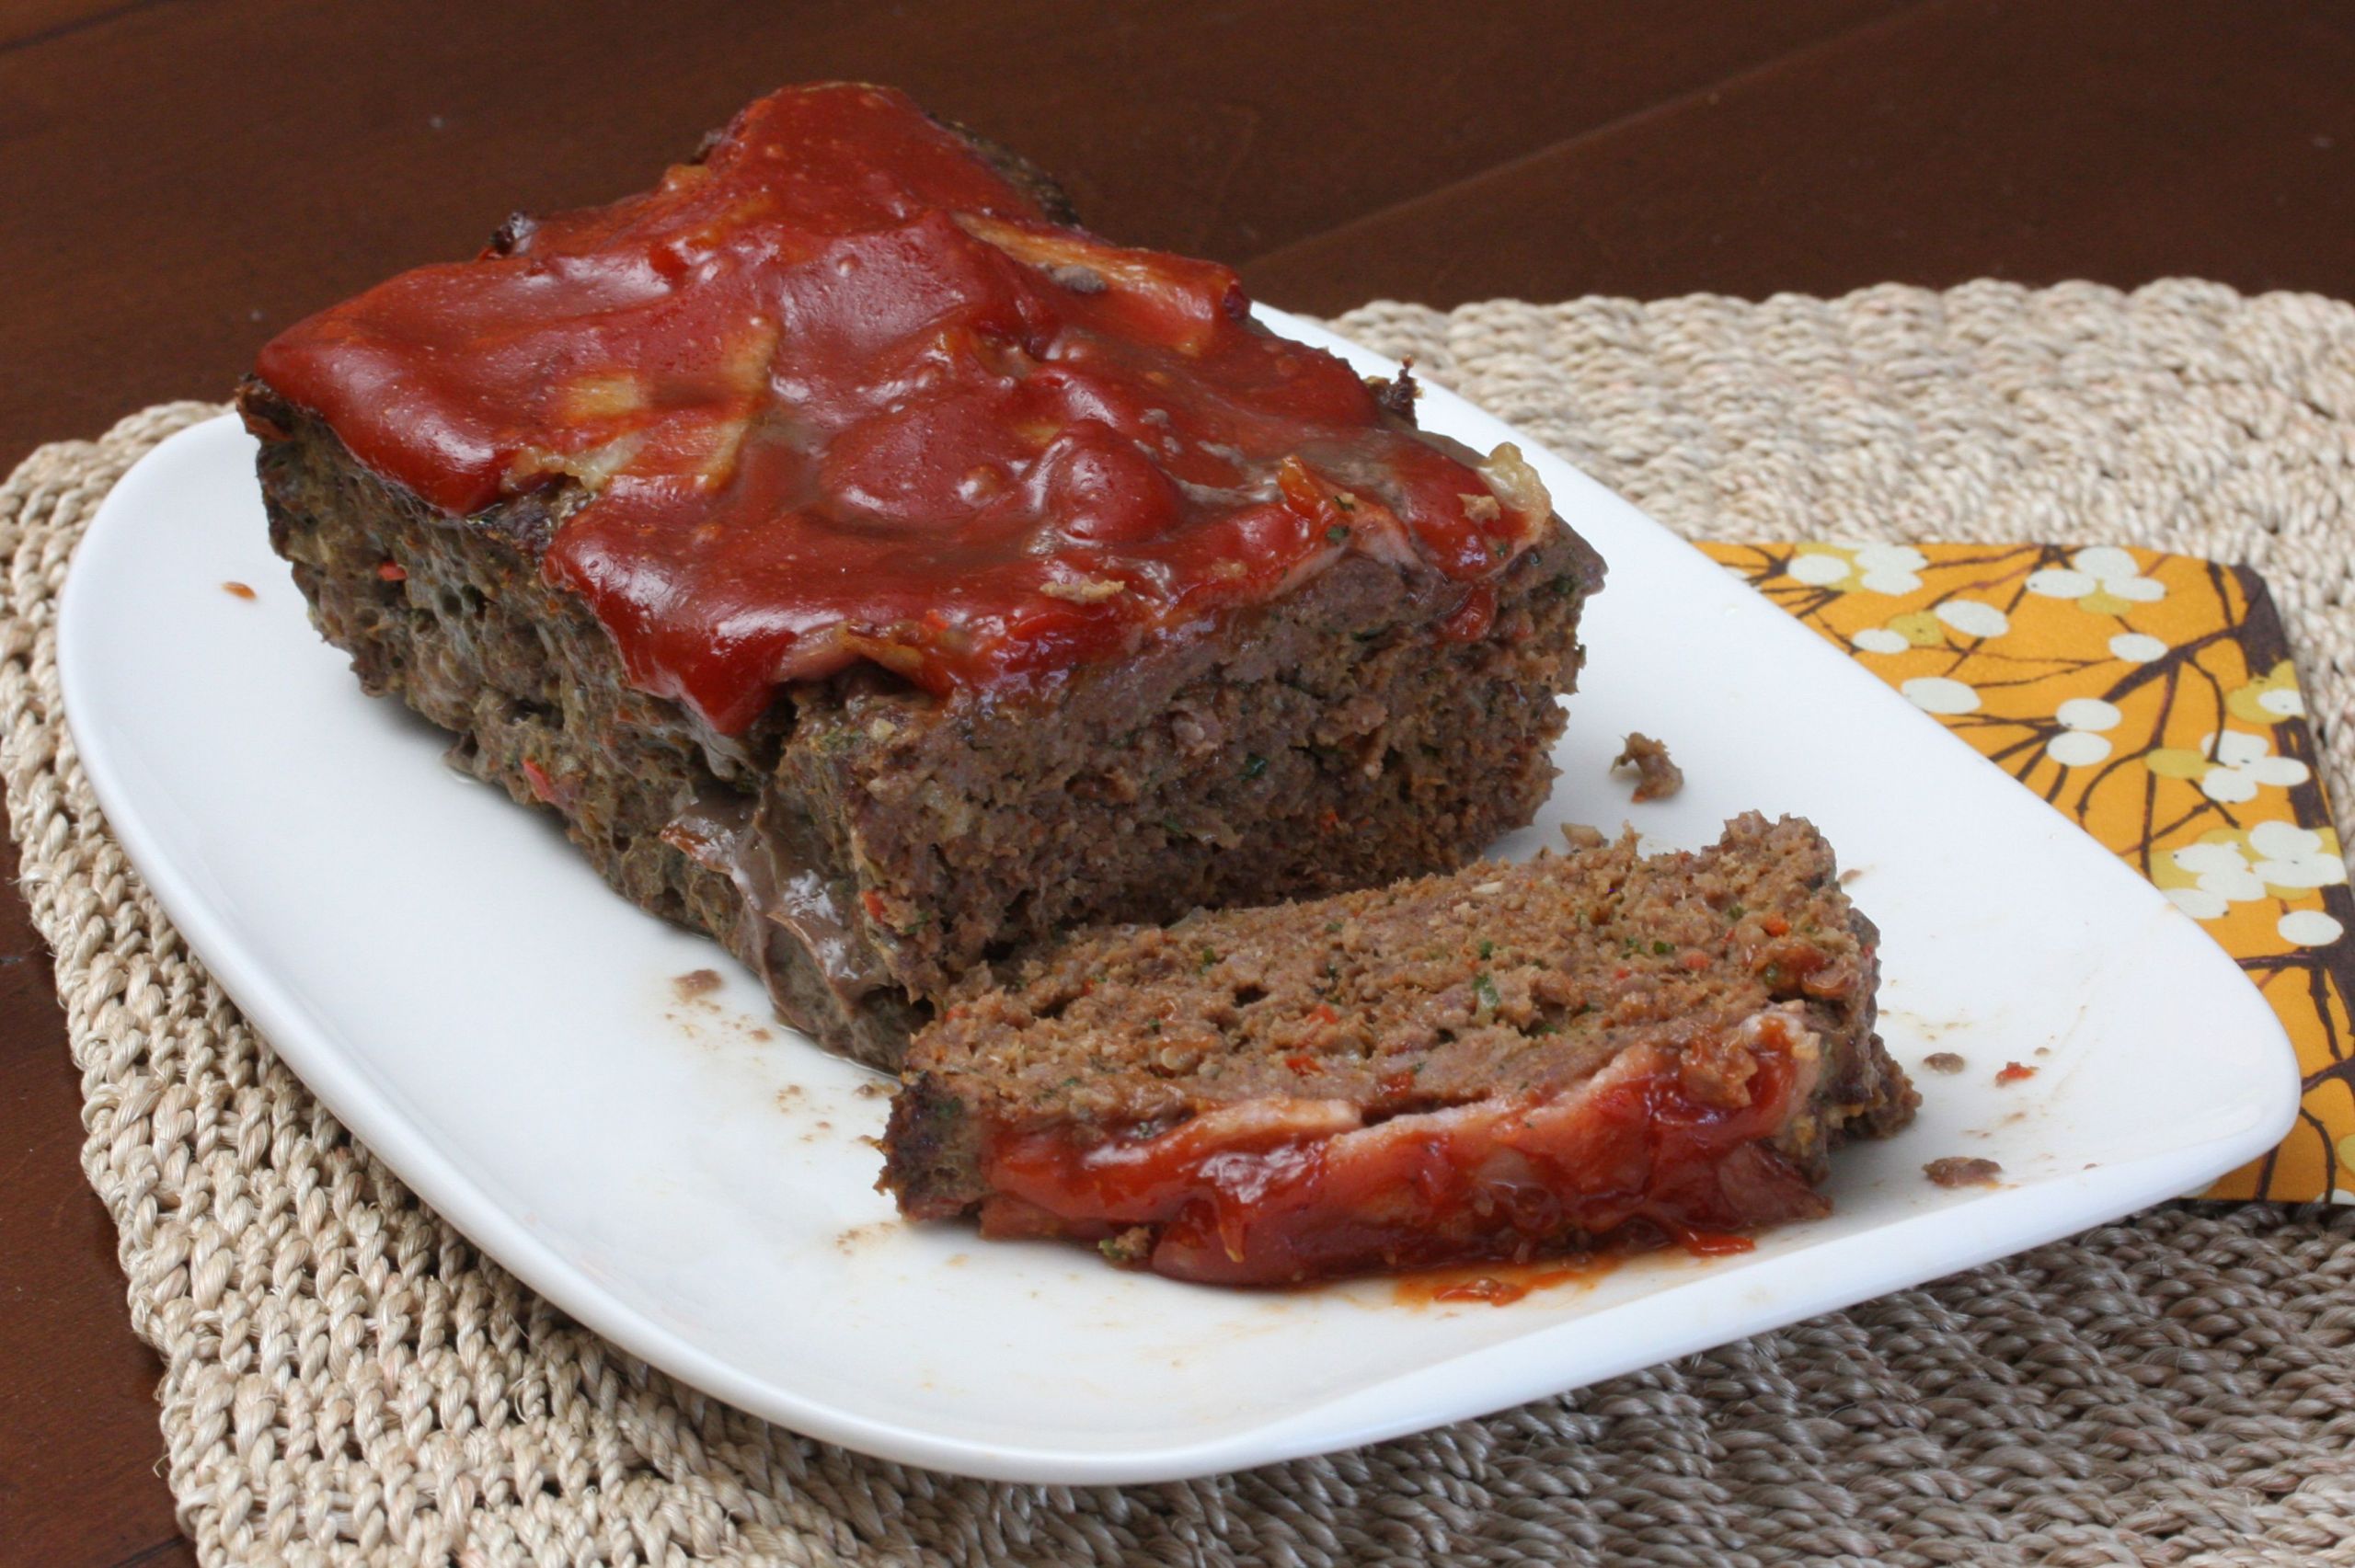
672,968 -> 723,1001
1924,1156 -> 2004,1187
1612,732 -> 1683,801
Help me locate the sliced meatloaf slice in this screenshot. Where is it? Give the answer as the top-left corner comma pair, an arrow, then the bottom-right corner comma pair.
881,813 -> 1916,1285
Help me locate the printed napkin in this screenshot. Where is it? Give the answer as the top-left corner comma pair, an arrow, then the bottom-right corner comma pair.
1704,542 -> 2352,1201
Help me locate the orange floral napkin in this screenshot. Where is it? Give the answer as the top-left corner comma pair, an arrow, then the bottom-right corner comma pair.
1703,542 -> 2353,1202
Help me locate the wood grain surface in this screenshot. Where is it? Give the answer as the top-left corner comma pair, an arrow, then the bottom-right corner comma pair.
3,4 -> 2349,1562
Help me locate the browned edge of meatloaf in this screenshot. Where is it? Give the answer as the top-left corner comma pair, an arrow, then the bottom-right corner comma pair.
880,813 -> 1918,1221
242,379 -> 931,1062
782,518 -> 1600,1002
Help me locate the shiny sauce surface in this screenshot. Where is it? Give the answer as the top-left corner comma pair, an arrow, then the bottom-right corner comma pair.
979,1016 -> 1824,1288
1393,1255 -> 1622,1308
254,84 -> 1550,732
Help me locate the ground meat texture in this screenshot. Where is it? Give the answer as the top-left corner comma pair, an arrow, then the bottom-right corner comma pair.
1614,732 -> 1683,801
1924,1156 -> 2004,1187
881,813 -> 1918,1285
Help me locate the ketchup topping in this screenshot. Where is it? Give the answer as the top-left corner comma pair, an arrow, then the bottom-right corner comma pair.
979,1016 -> 1827,1288
254,84 -> 1552,733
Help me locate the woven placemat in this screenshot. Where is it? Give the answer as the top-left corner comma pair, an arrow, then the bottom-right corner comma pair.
8,279 -> 2355,1566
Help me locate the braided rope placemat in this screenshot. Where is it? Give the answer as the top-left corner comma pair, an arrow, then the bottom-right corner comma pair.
7,279 -> 2355,1566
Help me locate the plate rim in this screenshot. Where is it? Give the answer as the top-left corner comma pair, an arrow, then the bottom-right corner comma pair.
55,324 -> 2303,1482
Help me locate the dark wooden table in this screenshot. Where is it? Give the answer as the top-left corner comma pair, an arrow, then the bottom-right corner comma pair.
5,4 -> 2350,1562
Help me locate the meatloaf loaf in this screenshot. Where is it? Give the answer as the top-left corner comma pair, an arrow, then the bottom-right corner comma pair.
238,84 -> 1604,1070
882,814 -> 1917,1285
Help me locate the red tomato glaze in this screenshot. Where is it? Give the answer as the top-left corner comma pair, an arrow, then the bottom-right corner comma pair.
254,84 -> 1551,733
1401,1255 -> 1621,1308
979,1016 -> 1828,1287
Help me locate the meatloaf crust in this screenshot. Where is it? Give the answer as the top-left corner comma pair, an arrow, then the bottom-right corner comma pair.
881,813 -> 1916,1282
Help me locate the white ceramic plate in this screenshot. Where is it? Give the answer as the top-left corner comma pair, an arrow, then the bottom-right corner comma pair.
59,307 -> 2298,1484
